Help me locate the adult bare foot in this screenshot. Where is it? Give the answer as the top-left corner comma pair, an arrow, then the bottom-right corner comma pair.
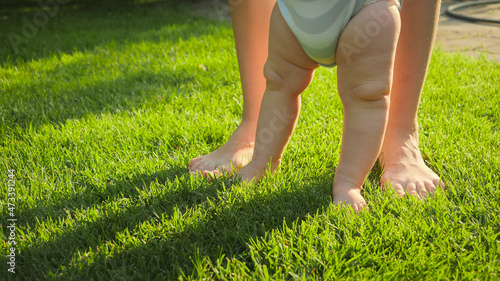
234,158 -> 281,184
379,133 -> 445,198
189,124 -> 255,177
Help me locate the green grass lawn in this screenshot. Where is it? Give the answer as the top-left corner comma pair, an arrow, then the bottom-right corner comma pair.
1,2 -> 499,280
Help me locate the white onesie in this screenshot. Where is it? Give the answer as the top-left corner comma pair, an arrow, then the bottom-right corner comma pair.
277,0 -> 401,67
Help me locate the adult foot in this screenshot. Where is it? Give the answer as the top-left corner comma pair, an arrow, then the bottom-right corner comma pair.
189,124 -> 255,177
379,134 -> 445,198
234,159 -> 280,184
332,177 -> 368,213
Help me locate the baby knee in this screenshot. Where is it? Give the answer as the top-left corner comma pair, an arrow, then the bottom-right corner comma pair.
263,61 -> 314,95
343,81 -> 391,104
264,62 -> 285,92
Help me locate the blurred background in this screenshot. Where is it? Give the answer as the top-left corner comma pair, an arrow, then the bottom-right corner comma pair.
438,0 -> 500,62
1,0 -> 499,62
189,0 -> 500,62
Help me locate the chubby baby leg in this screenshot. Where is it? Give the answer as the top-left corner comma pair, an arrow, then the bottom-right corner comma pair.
333,0 -> 401,211
235,4 -> 318,183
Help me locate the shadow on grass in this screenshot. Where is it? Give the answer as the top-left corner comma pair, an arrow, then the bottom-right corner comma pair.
1,1 -> 228,131
6,65 -> 198,129
0,0 -> 194,10
12,161 -> 189,228
0,1 -> 198,64
8,167 -> 332,280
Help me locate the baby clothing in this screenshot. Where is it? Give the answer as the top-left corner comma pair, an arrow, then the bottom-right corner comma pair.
278,0 -> 401,67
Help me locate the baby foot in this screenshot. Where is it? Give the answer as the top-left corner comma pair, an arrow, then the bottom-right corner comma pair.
189,125 -> 255,177
332,179 -> 368,213
379,136 -> 445,198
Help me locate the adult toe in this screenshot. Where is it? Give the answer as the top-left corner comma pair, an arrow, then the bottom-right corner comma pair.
202,170 -> 220,180
434,178 -> 446,190
406,183 -> 419,198
416,182 -> 427,198
424,181 -> 437,195
188,156 -> 203,169
392,183 -> 406,197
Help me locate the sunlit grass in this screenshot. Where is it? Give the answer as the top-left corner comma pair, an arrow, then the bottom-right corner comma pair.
1,2 -> 499,280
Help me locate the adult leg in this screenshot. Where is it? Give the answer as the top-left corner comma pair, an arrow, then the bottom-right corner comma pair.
379,0 -> 445,197
189,0 -> 276,176
334,0 -> 401,212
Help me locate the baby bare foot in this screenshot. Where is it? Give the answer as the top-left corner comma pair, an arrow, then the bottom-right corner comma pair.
379,136 -> 445,198
332,179 -> 368,213
189,125 -> 255,177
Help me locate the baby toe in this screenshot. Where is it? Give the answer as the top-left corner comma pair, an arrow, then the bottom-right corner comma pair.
208,169 -> 221,177
351,204 -> 360,213
189,169 -> 203,177
197,170 -> 218,181
359,202 -> 368,211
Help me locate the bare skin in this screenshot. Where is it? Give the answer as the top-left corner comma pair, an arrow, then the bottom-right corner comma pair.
188,0 -> 274,177
236,0 -> 401,212
379,0 -> 445,197
189,0 -> 445,209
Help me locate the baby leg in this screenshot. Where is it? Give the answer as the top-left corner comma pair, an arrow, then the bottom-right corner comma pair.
333,0 -> 401,211
236,4 -> 318,183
